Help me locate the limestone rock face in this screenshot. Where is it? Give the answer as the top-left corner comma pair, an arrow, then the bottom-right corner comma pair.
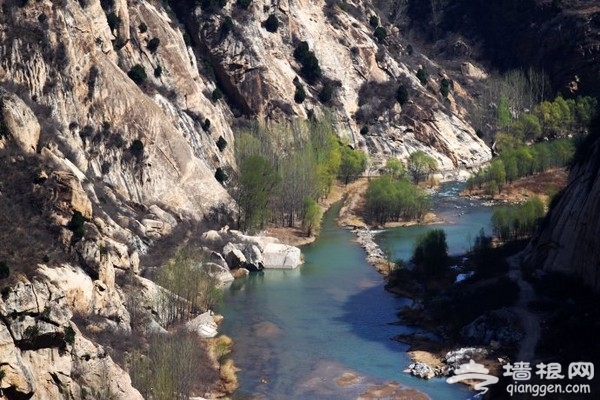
223,244 -> 248,270
205,262 -> 235,284
0,275 -> 142,400
524,135 -> 600,290
187,0 -> 491,171
0,90 -> 40,154
0,0 -> 234,218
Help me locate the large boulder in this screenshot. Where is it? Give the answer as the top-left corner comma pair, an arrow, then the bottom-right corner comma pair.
262,243 -> 302,269
186,311 -> 218,338
223,244 -> 248,270
204,262 -> 235,284
242,244 -> 264,271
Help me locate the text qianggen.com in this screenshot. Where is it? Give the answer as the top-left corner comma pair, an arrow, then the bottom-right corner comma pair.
507,383 -> 591,397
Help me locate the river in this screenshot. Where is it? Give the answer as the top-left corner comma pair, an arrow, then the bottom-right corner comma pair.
218,182 -> 494,399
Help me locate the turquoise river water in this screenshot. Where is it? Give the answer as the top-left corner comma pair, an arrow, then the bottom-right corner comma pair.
218,182 -> 494,399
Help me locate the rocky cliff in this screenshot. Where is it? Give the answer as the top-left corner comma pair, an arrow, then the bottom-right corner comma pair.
172,0 -> 491,171
524,119 -> 600,291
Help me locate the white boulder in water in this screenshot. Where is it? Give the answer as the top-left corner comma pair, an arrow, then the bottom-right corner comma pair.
262,243 -> 302,269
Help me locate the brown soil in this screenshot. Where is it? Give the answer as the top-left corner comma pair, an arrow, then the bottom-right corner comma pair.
265,226 -> 316,247
337,178 -> 370,228
462,169 -> 568,203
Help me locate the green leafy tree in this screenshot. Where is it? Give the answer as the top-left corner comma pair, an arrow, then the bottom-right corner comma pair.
383,158 -> 405,179
214,167 -> 228,184
130,139 -> 144,161
220,16 -> 234,37
237,155 -> 281,231
416,67 -> 428,85
396,85 -> 409,105
369,15 -> 379,28
407,151 -> 437,183
216,136 -> 227,152
413,229 -> 449,277
497,96 -> 511,129
127,64 -> 147,85
293,41 -> 322,84
301,198 -> 322,236
374,26 -> 387,43
503,153 -> 519,183
318,82 -> 334,103
212,88 -> 223,102
338,146 -> 367,184
147,37 -> 160,53
492,197 -> 545,241
294,84 -> 306,103
68,211 -> 86,239
514,113 -> 542,141
106,12 -> 120,32
264,14 -> 279,32
365,176 -> 430,225
487,159 -> 506,192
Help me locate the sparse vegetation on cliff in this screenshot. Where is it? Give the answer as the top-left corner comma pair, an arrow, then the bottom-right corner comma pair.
293,41 -> 322,84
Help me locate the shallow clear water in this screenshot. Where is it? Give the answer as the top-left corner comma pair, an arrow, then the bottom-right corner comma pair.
377,182 -> 495,261
218,182 -> 492,399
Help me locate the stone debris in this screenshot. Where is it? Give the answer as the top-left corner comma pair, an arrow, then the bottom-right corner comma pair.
406,362 -> 436,379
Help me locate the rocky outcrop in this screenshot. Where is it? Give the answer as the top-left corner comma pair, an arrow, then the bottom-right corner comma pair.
406,362 -> 436,379
0,89 -> 40,154
201,229 -> 303,270
186,311 -> 219,338
524,127 -> 600,291
0,275 -> 142,399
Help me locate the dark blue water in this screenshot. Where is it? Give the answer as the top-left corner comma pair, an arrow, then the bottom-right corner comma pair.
218,182 -> 492,399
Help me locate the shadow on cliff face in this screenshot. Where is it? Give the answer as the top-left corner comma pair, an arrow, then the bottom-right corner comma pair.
0,149 -> 72,280
404,0 -> 600,96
